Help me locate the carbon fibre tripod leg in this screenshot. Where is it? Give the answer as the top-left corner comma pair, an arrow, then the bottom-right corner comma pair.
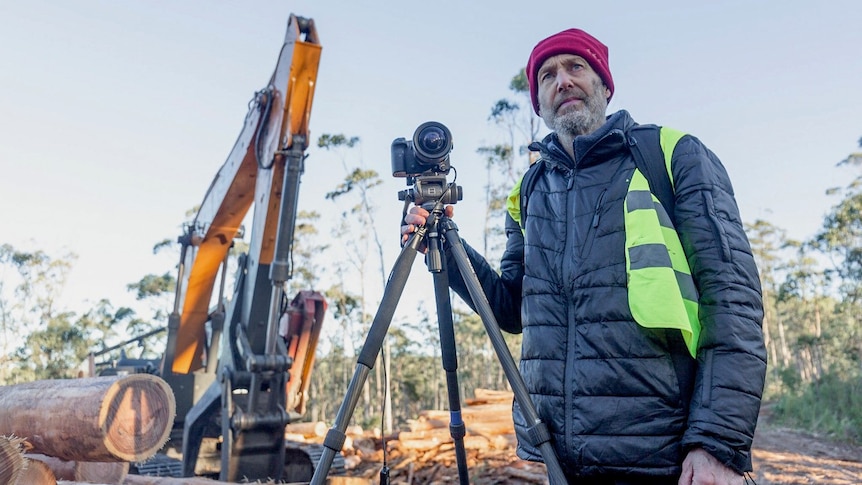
438,217 -> 567,484
430,248 -> 470,485
309,230 -> 425,485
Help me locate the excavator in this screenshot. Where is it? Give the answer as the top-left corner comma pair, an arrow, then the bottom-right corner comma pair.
104,14 -> 331,482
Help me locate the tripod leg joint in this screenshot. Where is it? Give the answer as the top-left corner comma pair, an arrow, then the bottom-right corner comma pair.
525,421 -> 553,447
323,428 -> 347,452
449,422 -> 467,440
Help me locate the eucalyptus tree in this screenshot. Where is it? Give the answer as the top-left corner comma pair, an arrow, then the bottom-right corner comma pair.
0,244 -> 82,382
812,136 -> 862,370
476,69 -> 540,262
318,133 -> 396,431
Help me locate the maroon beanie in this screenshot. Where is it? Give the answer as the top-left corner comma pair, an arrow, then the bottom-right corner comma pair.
526,28 -> 614,114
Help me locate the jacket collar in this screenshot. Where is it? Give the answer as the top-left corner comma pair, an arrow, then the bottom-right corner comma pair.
530,110 -> 636,170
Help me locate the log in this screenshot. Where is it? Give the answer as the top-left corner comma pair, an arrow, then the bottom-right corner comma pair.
27,454 -> 128,483
17,457 -> 57,485
0,374 -> 175,462
1,436 -> 26,484
122,476 -> 238,485
284,420 -> 326,438
119,476 -> 370,484
467,388 -> 514,404
410,405 -> 515,438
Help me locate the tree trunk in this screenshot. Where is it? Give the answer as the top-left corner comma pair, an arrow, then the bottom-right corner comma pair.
777,313 -> 791,367
0,374 -> 175,462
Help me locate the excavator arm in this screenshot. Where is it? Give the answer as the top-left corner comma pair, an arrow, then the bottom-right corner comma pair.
166,15 -> 321,376
151,14 -> 326,482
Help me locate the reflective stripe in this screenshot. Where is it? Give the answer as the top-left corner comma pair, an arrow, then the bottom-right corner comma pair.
626,191 -> 654,212
675,270 -> 699,302
656,203 -> 673,228
628,244 -> 672,270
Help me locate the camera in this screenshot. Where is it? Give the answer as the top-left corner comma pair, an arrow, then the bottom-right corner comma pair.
391,121 -> 453,178
392,122 -> 462,206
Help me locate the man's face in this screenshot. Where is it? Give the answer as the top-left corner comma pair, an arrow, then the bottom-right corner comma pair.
536,53 -> 610,137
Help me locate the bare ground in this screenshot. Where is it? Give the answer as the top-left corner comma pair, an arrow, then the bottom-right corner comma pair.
749,413 -> 862,485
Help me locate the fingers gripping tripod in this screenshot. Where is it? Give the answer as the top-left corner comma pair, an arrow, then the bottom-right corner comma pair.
309,200 -> 565,484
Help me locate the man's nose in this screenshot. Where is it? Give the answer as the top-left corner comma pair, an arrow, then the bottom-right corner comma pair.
556,71 -> 575,91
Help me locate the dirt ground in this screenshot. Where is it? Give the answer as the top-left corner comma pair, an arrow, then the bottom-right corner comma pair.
749,417 -> 862,484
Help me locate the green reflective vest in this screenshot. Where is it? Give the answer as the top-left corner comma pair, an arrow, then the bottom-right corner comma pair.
508,127 -> 700,357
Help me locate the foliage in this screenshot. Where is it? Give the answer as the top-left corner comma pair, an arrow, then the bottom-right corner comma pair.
772,370 -> 862,443
813,138 -> 862,302
1,244 -> 78,382
757,136 -> 862,445
127,272 -> 174,300
475,69 -> 540,264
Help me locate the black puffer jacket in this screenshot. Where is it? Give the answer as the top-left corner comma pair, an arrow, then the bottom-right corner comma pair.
446,110 -> 766,479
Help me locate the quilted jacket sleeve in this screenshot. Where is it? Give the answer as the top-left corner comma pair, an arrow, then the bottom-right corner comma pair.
444,212 -> 524,334
672,135 -> 767,473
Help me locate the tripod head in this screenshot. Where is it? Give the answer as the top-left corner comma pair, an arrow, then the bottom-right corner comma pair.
397,173 -> 463,208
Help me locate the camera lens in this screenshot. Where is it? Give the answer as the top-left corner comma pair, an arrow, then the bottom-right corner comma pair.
417,127 -> 446,154
412,121 -> 453,164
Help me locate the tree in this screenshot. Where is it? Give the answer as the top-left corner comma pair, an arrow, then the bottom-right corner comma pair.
287,210 -> 329,294
811,136 -> 862,369
746,219 -> 787,377
476,69 -> 540,261
318,133 -> 395,431
14,310 -> 85,380
0,244 -> 77,383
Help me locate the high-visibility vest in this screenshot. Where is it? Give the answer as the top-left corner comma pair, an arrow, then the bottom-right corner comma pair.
508,126 -> 700,357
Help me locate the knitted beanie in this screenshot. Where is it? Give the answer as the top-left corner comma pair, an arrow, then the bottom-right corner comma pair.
526,28 -> 614,114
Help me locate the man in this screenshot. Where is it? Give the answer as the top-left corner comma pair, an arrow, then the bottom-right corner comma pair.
402,28 -> 766,484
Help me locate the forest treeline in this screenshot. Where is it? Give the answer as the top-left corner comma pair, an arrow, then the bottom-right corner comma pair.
1,72 -> 860,444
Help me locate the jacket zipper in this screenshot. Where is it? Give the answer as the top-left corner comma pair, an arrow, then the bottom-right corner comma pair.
579,188 -> 606,259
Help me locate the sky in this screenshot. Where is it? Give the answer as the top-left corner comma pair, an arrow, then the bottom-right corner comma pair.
1,1 -> 861,329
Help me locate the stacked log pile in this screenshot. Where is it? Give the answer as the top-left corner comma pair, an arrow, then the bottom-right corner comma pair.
0,374 -> 175,485
342,388 -> 549,485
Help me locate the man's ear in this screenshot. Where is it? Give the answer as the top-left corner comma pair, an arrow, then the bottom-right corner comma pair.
604,85 -> 611,99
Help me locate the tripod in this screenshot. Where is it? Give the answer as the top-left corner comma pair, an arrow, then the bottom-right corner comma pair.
309,197 -> 566,485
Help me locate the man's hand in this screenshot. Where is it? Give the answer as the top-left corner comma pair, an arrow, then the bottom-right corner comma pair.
679,448 -> 743,485
400,205 -> 455,247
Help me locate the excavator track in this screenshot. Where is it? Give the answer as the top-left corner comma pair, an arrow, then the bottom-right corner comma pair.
130,441 -> 345,481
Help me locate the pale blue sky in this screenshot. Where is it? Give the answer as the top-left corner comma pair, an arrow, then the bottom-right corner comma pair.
1,1 -> 860,318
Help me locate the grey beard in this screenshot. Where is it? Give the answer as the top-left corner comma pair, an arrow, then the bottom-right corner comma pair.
551,95 -> 607,137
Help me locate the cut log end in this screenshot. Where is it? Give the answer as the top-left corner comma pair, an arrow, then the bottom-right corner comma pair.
99,374 -> 176,462
1,436 -> 27,484
17,457 -> 56,485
